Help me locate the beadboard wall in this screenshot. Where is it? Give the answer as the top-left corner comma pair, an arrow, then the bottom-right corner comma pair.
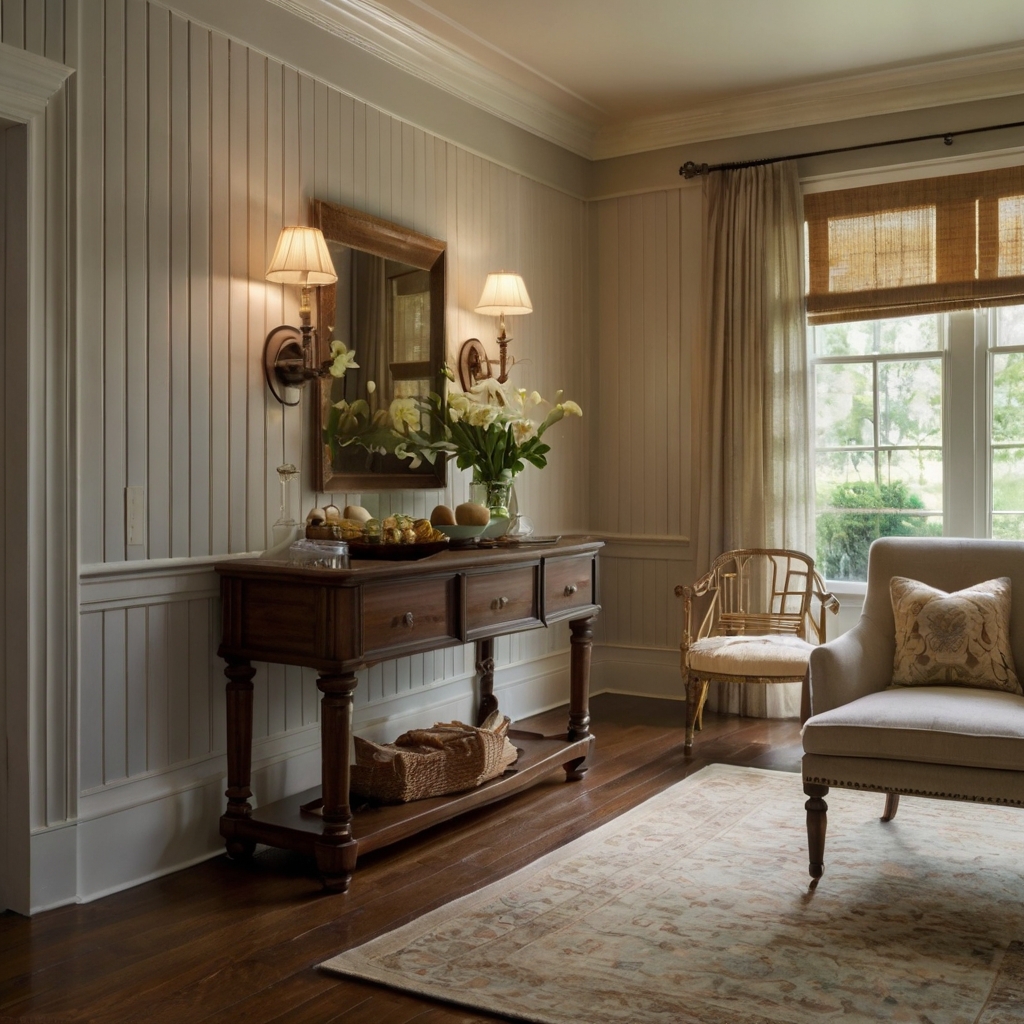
2,0 -> 592,912
590,187 -> 701,700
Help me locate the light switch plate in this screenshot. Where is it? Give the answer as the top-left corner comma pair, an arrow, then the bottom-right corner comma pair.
126,486 -> 146,547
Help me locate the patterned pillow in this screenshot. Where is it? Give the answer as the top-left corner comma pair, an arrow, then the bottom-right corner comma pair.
890,576 -> 1021,694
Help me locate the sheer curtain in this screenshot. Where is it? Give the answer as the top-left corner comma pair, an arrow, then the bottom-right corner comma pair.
692,161 -> 813,718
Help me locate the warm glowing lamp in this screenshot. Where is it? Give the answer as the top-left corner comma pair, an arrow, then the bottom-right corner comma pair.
458,272 -> 533,389
263,226 -> 338,405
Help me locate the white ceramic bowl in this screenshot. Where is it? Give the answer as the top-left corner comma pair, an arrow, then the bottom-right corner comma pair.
480,516 -> 510,539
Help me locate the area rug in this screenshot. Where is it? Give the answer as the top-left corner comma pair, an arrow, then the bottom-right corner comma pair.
320,763 -> 1024,1023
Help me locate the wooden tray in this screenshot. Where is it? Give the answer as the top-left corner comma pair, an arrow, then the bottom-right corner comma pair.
347,539 -> 449,560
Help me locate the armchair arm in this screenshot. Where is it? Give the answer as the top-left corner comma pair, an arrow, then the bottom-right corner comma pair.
807,616 -> 895,717
809,571 -> 840,644
674,568 -> 717,655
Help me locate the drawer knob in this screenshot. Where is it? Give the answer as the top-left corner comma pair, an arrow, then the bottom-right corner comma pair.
564,583 -> 578,597
499,596 -> 509,608
402,611 -> 414,627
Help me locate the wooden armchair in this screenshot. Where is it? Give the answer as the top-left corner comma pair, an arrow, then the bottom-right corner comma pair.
675,549 -> 839,752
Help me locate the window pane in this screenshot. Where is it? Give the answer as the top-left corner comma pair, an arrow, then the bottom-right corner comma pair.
995,304 -> 1024,347
815,450 -> 876,505
816,511 -> 942,583
878,448 -> 943,512
813,321 -> 874,357
993,446 -> 1024,518
993,513 -> 1024,540
880,315 -> 940,354
993,352 -> 1024,443
815,363 -> 873,447
878,358 -> 941,446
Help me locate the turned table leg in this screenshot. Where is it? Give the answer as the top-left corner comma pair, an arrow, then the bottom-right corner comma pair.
223,657 -> 257,860
564,615 -> 595,780
804,782 -> 829,883
314,671 -> 360,892
475,638 -> 498,727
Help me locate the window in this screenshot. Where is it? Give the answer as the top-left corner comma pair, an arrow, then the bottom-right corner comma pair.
806,164 -> 1024,583
811,305 -> 1024,581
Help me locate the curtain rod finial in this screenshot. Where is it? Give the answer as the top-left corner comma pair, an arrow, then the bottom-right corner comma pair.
680,161 -> 709,179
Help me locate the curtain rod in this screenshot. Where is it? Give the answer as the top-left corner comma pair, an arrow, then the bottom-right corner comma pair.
679,119 -> 1024,179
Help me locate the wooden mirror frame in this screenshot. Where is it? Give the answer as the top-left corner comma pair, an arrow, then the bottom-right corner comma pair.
313,198 -> 447,492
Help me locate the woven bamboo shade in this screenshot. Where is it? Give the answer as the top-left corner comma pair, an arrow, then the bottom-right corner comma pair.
806,165 -> 1024,324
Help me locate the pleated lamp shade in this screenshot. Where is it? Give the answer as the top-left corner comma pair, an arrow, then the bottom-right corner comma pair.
475,272 -> 532,316
265,226 -> 338,286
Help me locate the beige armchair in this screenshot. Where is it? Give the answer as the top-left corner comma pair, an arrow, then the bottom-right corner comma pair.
802,536 -> 1024,882
676,549 -> 838,752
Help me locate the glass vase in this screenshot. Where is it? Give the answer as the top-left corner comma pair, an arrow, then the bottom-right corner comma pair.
470,472 -> 513,519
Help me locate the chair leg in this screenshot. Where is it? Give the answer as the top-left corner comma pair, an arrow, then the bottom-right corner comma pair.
881,792 -> 900,822
804,782 -> 829,882
684,676 -> 707,753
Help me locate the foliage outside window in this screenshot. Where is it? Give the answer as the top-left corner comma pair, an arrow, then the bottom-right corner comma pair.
812,315 -> 943,581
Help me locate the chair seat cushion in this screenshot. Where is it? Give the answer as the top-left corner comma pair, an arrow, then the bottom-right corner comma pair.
687,635 -> 813,677
802,685 -> 1024,771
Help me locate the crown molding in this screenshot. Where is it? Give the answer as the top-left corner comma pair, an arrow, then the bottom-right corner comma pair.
593,44 -> 1024,159
0,41 -> 72,122
258,4 -> 1024,163
265,0 -> 598,157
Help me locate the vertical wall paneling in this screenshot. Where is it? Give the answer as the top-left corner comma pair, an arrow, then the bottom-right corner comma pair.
189,21 -> 211,557
146,4 -> 171,559
103,0 -> 126,562
169,12 -> 190,558
245,50 -> 267,553
37,0 -> 595,903
124,0 -> 148,560
77,4 -> 104,564
208,30 -> 230,556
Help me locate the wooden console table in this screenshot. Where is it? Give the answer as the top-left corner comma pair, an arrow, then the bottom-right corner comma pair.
215,537 -> 602,891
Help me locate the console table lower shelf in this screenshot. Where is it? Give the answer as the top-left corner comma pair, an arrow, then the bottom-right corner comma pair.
220,730 -> 593,884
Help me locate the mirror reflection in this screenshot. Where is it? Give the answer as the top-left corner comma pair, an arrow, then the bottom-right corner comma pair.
313,199 -> 447,491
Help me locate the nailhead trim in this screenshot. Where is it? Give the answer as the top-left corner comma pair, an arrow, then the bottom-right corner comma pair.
803,775 -> 1024,808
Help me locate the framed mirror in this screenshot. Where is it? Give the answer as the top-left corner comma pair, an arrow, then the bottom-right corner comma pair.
313,198 -> 447,491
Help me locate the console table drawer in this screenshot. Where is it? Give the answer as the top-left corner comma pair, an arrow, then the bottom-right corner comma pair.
362,577 -> 458,657
544,555 -> 595,619
465,566 -> 540,637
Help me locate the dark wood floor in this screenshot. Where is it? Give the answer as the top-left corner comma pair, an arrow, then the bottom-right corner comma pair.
0,695 -> 803,1024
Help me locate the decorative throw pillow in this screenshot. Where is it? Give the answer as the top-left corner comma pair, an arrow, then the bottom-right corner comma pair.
890,576 -> 1021,694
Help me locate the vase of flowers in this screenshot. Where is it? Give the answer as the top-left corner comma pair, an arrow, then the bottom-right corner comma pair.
321,351 -> 583,502
393,375 -> 583,517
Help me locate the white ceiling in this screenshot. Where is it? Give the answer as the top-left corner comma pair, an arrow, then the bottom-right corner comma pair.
277,0 -> 1024,158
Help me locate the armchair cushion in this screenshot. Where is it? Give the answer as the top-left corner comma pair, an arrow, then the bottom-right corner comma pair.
802,685 -> 1024,772
890,575 -> 1021,695
687,634 -> 813,677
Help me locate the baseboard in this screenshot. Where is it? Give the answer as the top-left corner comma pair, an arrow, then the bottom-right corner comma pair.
592,644 -> 683,700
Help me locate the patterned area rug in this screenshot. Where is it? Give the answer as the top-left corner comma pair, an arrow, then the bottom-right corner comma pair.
321,764 -> 1024,1024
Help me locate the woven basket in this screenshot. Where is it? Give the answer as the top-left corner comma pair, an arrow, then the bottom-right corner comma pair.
350,711 -> 519,803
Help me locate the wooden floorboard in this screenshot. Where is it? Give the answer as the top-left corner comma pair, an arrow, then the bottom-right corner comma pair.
0,695 -> 802,1024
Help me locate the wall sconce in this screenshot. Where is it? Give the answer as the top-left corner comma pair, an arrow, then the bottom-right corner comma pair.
263,226 -> 339,406
458,272 -> 532,390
